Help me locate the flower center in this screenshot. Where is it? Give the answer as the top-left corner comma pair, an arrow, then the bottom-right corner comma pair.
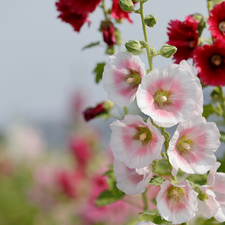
189,41 -> 195,48
219,21 -> 225,32
211,55 -> 222,66
133,126 -> 152,146
167,186 -> 184,200
177,136 -> 192,152
126,70 -> 141,86
154,91 -> 169,106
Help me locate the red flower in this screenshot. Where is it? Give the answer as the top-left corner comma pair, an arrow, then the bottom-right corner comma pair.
208,1 -> 225,41
69,136 -> 92,170
101,21 -> 116,46
83,102 -> 107,121
167,16 -> 198,63
194,39 -> 225,86
67,0 -> 102,14
56,0 -> 90,32
56,171 -> 83,198
111,0 -> 137,23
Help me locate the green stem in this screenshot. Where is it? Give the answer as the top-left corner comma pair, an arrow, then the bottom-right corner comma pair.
219,86 -> 225,122
122,199 -> 143,209
142,191 -> 148,210
206,0 -> 213,43
140,1 -> 153,71
101,0 -> 108,20
123,106 -> 129,116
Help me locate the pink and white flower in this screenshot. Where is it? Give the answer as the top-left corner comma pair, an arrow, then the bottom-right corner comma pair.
167,116 -> 220,175
110,115 -> 165,169
114,159 -> 152,195
136,60 -> 201,127
200,162 -> 225,222
156,180 -> 198,224
103,51 -> 146,107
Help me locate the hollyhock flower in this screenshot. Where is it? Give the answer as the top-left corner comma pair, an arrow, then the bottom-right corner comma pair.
110,115 -> 164,169
67,0 -> 102,14
194,39 -> 225,86
200,162 -> 225,222
208,1 -> 225,41
156,180 -> 198,224
56,0 -> 90,32
167,16 -> 198,63
114,159 -> 152,195
111,0 -> 137,23
56,170 -> 83,198
101,21 -> 116,46
103,51 -> 146,107
136,62 -> 200,127
167,116 -> 220,175
179,60 -> 203,117
69,135 -> 92,171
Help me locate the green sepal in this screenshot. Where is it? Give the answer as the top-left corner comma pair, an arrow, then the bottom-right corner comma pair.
149,175 -> 165,187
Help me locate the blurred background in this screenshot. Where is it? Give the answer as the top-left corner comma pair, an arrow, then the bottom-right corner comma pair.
0,0 -> 224,224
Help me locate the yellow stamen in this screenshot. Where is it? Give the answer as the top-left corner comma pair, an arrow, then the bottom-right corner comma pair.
211,55 -> 222,66
127,77 -> 134,84
219,21 -> 225,32
139,133 -> 147,141
160,96 -> 167,103
181,142 -> 191,151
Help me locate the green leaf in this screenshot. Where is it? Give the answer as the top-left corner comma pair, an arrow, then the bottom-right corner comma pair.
202,104 -> 215,119
96,165 -> 125,207
93,63 -> 106,83
149,175 -> 165,187
95,189 -> 125,207
82,41 -> 100,50
139,209 -> 171,224
186,174 -> 207,186
154,162 -> 170,176
220,131 -> 225,143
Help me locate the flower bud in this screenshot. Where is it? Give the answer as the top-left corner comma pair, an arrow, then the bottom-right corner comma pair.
144,14 -> 157,27
101,20 -> 116,47
119,0 -> 134,12
83,100 -> 114,121
160,44 -> 177,58
125,39 -> 141,52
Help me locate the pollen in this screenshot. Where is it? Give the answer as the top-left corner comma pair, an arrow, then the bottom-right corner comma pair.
139,133 -> 147,141
160,96 -> 167,103
127,77 -> 134,84
211,55 -> 222,66
181,142 -> 191,151
219,21 -> 225,32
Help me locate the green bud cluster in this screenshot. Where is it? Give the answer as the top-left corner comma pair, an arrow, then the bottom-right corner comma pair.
144,14 -> 157,27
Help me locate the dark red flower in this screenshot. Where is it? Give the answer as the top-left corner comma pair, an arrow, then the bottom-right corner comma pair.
111,0 -> 137,23
101,21 -> 116,46
167,16 -> 198,63
83,102 -> 107,121
194,39 -> 225,86
69,136 -> 92,170
208,1 -> 225,41
56,0 -> 90,32
67,0 -> 102,14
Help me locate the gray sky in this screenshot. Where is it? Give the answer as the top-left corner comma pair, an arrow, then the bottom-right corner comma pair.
0,0 -> 209,126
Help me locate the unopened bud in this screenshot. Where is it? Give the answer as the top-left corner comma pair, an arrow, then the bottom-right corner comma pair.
119,0 -> 134,12
103,100 -> 114,111
160,44 -> 177,58
144,14 -> 157,28
125,39 -> 141,52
